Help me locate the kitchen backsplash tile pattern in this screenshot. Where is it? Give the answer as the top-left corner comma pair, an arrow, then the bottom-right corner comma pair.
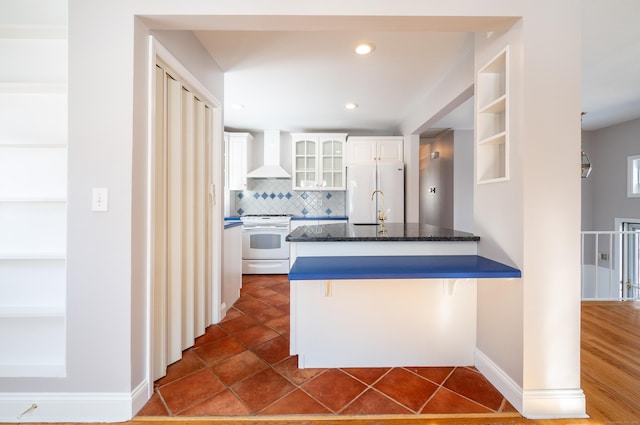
231,179 -> 346,217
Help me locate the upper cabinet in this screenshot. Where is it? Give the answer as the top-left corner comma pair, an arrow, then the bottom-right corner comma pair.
346,136 -> 403,164
225,132 -> 253,191
291,133 -> 347,191
476,46 -> 509,184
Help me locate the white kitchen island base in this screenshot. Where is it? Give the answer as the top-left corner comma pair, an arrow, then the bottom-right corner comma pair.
286,223 -> 520,369
291,278 -> 477,368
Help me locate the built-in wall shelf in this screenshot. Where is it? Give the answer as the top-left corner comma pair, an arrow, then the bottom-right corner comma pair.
0,253 -> 66,260
476,46 -> 509,184
0,198 -> 66,204
0,142 -> 67,147
478,131 -> 506,146
478,95 -> 506,115
0,25 -> 67,40
0,26 -> 68,378
0,305 -> 65,318
0,82 -> 67,94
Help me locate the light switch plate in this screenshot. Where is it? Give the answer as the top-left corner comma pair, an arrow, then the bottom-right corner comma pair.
92,187 -> 108,211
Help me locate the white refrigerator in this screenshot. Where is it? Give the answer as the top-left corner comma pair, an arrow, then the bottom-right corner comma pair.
347,161 -> 405,224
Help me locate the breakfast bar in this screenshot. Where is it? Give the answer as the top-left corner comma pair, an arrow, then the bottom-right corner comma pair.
286,223 -> 521,368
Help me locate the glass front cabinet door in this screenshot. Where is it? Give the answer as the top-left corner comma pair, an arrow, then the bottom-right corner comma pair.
292,133 -> 347,190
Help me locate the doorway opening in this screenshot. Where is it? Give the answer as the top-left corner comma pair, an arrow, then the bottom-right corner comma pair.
148,38 -> 224,385
621,220 -> 640,299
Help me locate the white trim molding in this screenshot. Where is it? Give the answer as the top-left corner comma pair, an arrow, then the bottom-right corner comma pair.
474,348 -> 587,419
474,348 -> 523,413
0,380 -> 149,423
522,389 -> 588,419
628,154 -> 640,198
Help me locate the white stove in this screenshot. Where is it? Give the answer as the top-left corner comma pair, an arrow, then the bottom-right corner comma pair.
240,214 -> 292,274
240,214 -> 292,228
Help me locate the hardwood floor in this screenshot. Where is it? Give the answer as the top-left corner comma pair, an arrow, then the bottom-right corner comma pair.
126,301 -> 640,425
581,301 -> 640,422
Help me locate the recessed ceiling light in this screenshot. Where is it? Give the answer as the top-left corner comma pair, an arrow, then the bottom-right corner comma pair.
231,103 -> 245,110
344,103 -> 358,110
355,42 -> 375,55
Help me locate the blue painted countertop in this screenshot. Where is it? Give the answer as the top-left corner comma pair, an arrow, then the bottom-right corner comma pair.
288,255 -> 521,280
224,220 -> 242,229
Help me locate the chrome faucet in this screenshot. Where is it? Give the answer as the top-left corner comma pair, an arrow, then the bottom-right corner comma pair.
371,190 -> 388,227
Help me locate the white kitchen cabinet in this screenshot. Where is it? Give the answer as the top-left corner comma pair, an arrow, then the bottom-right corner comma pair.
291,133 -> 347,190
346,136 -> 403,164
225,132 -> 253,191
222,223 -> 242,319
476,46 -> 509,183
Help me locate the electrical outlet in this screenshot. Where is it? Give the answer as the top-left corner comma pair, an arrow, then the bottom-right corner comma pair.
599,252 -> 609,261
92,187 -> 108,212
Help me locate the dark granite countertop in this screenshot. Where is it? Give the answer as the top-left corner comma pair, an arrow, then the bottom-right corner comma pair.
286,223 -> 480,242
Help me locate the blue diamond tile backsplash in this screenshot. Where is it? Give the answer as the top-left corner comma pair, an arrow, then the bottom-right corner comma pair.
232,179 -> 346,217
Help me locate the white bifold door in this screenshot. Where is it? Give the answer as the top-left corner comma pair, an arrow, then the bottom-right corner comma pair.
152,64 -> 214,380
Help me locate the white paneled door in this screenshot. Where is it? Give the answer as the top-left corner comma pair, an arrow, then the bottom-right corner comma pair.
152,64 -> 214,380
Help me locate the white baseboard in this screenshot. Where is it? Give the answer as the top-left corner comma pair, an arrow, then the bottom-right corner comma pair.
474,348 -> 587,419
474,348 -> 523,413
131,379 -> 152,417
522,389 -> 588,419
0,380 -> 150,423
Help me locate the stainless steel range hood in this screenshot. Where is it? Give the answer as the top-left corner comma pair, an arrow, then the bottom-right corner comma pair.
246,130 -> 291,179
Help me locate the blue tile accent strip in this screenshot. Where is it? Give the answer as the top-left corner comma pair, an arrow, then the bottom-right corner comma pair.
230,178 -> 346,217
288,255 -> 522,281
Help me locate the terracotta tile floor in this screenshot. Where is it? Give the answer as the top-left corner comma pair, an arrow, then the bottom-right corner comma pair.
137,274 -> 518,417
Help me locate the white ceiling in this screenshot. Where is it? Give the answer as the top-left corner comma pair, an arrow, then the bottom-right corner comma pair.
192,1 -> 640,134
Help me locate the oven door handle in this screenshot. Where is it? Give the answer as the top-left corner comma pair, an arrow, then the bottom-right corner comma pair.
243,225 -> 288,230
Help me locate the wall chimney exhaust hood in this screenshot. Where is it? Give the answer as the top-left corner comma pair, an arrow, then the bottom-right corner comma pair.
246,129 -> 291,179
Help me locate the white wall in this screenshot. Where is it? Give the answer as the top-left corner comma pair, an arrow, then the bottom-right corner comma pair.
402,51 -> 474,224
475,4 -> 583,417
519,4 -> 582,409
1,1 -> 224,421
473,22 -> 526,396
453,129 -> 474,233
581,130 -> 595,230
582,117 -> 640,231
0,0 -> 585,421
419,131 -> 454,228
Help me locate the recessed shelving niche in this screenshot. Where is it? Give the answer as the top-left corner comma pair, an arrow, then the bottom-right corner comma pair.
476,46 -> 509,184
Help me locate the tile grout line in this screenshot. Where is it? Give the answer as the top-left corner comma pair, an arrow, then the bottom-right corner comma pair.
336,367 -> 412,414
415,366 -> 457,414
147,276 -> 514,417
